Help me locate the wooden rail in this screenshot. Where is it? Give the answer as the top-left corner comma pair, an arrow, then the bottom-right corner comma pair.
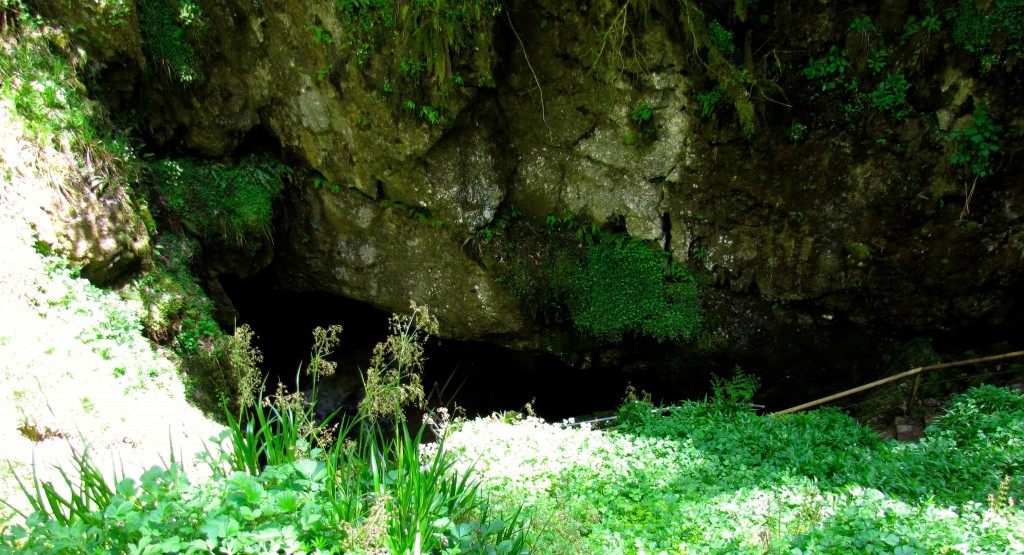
771,350 -> 1024,416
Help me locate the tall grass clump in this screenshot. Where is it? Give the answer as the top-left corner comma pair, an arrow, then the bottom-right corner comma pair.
1,303 -> 531,554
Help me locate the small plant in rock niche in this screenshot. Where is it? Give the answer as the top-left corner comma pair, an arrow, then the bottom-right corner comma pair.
949,103 -> 1002,179
696,87 -> 725,118
624,102 -> 657,152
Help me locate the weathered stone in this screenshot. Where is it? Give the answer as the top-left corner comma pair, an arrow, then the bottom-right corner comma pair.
0,100 -> 150,285
40,0 -> 1021,356
895,416 -> 925,443
272,187 -> 528,344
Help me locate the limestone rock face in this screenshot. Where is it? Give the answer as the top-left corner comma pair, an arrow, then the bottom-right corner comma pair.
272,186 -> 528,344
48,185 -> 152,284
0,102 -> 150,286
61,0 -> 1023,349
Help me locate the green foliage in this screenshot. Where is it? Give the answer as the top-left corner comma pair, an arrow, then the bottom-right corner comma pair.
147,155 -> 291,245
788,122 -> 808,142
443,384 -> 1024,554
869,72 -> 912,120
950,0 -> 1024,69
709,367 -> 760,410
137,0 -> 204,84
806,28 -> 916,125
925,384 -> 1024,476
305,24 -> 333,46
848,15 -> 878,36
333,0 -> 500,119
465,205 -> 521,246
901,12 -> 942,45
590,0 -> 771,137
949,103 -> 1002,178
485,213 -> 701,343
695,86 -> 725,118
220,325 -> 342,475
0,3 -> 138,174
360,302 -> 437,420
624,102 -> 656,151
571,235 -> 702,343
707,20 -> 735,55
844,240 -> 873,264
2,308 -> 530,554
124,235 -> 205,341
866,46 -> 888,73
803,46 -> 852,91
122,234 -> 263,417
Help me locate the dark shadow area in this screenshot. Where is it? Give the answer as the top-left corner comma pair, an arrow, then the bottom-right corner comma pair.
422,342 -> 636,421
219,274 -> 655,421
218,270 -> 1024,425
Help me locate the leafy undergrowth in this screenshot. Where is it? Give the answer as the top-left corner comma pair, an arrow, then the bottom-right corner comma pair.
0,205 -> 227,522
0,307 -> 531,555
2,342 -> 1022,554
445,384 -> 1024,555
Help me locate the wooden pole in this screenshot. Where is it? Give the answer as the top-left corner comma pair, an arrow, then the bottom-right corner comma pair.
906,373 -> 923,416
771,351 -> 1024,416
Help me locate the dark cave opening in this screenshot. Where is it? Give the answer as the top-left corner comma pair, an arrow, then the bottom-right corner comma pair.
218,270 -> 1024,426
218,274 -> 659,422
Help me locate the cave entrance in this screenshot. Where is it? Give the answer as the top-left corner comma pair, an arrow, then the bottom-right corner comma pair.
218,275 -> 645,422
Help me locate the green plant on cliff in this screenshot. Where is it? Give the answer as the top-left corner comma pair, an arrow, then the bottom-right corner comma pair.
333,0 -> 500,118
949,103 -> 1002,179
589,0 -> 772,138
485,214 -> 702,342
706,19 -> 735,55
803,45 -> 852,93
137,0 -> 205,84
0,1 -> 138,178
869,72 -> 912,121
571,235 -> 701,343
624,102 -> 657,151
949,0 -> 1024,69
147,155 -> 291,245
